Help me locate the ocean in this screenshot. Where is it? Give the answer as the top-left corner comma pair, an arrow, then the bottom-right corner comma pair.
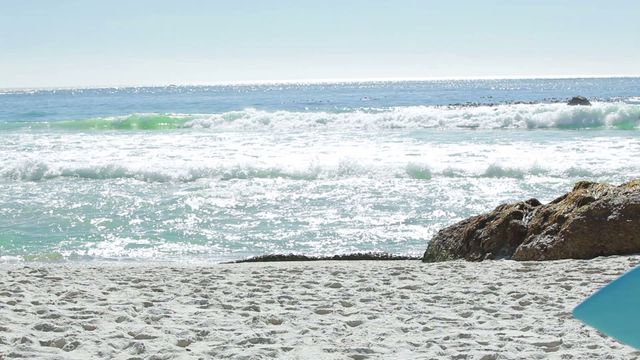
1,78 -> 639,262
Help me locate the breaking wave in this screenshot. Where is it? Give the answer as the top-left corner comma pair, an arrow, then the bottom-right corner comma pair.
2,102 -> 639,131
0,160 -> 616,183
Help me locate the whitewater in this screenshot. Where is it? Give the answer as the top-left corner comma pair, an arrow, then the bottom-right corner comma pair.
1,78 -> 639,262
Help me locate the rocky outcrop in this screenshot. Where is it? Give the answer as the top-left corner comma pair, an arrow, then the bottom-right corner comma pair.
423,180 -> 640,262
567,96 -> 591,106
422,199 -> 541,262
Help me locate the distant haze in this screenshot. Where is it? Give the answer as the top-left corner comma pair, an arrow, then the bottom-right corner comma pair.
1,0 -> 639,88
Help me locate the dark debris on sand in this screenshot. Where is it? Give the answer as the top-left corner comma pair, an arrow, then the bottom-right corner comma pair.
229,252 -> 420,264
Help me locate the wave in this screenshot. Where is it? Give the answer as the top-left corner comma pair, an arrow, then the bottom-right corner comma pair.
0,161 -> 325,182
0,160 -> 618,183
405,163 -> 433,180
482,164 -> 527,179
2,102 -> 639,131
56,114 -> 191,130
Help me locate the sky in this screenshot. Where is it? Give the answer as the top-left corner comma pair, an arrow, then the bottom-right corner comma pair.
1,0 -> 639,88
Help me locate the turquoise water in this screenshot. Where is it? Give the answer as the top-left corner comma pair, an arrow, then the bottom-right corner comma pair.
1,78 -> 639,262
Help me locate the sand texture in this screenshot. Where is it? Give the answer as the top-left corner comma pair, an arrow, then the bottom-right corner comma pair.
1,256 -> 640,359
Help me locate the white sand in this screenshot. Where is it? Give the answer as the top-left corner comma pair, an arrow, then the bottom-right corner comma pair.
1,256 -> 639,359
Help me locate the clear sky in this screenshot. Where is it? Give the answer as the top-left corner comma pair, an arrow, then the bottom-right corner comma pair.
1,0 -> 639,88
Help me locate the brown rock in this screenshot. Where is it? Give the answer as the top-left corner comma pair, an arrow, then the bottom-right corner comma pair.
423,199 -> 541,261
513,180 -> 640,260
423,180 -> 640,262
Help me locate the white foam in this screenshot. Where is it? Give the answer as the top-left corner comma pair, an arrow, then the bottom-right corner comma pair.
178,102 -> 640,130
3,102 -> 639,131
0,158 -> 629,183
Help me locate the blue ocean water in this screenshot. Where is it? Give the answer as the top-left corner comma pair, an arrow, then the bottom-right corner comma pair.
0,78 -> 639,262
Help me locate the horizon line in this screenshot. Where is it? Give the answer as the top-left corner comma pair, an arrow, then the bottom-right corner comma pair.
2,74 -> 639,91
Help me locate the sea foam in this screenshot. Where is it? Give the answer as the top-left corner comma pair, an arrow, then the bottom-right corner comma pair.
3,102 -> 639,131
0,159 -> 617,183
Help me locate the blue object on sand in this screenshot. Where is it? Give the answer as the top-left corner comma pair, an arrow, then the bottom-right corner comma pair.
573,266 -> 640,349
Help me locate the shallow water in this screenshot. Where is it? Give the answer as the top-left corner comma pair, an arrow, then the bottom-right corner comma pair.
1,78 -> 639,262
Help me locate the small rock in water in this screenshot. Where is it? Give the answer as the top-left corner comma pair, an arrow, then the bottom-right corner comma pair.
567,95 -> 591,106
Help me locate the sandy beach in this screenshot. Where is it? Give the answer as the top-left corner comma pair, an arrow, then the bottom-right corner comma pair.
1,256 -> 639,359
3,0 -> 640,359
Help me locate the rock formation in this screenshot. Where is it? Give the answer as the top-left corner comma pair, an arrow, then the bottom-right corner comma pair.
567,96 -> 591,106
423,180 -> 640,262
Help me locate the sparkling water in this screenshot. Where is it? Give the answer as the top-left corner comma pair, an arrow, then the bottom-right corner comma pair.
1,78 -> 639,262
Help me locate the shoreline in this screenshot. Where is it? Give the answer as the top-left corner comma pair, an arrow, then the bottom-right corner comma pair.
228,252 -> 421,264
2,256 -> 639,359
0,251 -> 422,267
